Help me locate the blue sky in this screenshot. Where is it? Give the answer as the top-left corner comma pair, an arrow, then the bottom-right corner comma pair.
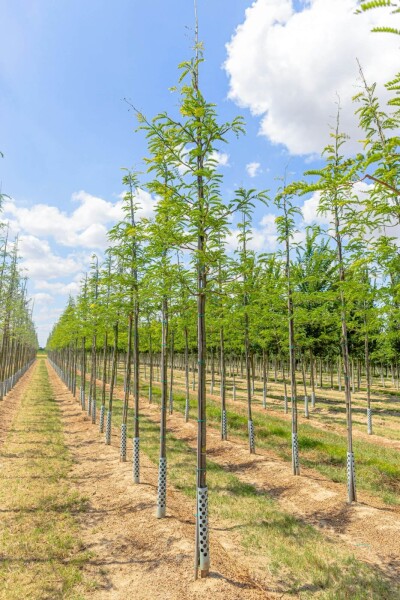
1,0 -> 398,345
1,0 -> 257,203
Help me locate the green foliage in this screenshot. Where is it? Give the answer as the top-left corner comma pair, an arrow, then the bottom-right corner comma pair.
357,0 -> 400,34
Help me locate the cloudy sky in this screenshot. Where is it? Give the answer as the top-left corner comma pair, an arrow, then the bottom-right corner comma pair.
0,0 -> 399,345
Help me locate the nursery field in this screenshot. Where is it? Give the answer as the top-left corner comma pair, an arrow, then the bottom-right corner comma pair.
2,2 -> 400,598
0,356 -> 399,599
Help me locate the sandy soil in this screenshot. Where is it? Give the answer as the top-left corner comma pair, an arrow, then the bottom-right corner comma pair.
161,371 -> 400,451
74,366 -> 400,585
47,362 -> 274,599
139,399 -> 400,581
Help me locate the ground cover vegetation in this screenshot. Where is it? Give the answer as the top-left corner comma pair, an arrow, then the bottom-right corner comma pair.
47,18 -> 400,582
0,359 -> 93,599
1,1 -> 399,595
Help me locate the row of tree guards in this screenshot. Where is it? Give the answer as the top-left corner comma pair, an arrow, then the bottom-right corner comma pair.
48,331 -> 396,570
46,20 -> 399,578
49,342 -> 393,432
0,225 -> 38,400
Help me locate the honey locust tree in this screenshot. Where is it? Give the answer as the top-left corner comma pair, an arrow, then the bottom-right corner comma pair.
301,111 -> 367,503
274,183 -> 303,475
235,189 -> 268,452
136,39 -> 256,577
108,170 -> 148,482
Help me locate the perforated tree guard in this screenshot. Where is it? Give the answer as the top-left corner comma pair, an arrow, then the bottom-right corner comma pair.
347,451 -> 357,502
105,409 -> 112,445
197,487 -> 210,572
133,437 -> 140,483
292,432 -> 300,475
367,408 -> 372,435
221,409 -> 227,440
156,457 -> 167,518
120,423 -> 127,462
248,419 -> 255,453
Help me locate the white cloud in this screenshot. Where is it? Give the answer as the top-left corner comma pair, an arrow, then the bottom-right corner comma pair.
31,292 -> 53,306
3,188 -> 157,251
302,192 -> 330,226
34,280 -> 81,296
301,180 -> 372,226
226,213 -> 279,253
246,161 -> 261,177
117,187 -> 157,220
18,235 -> 84,280
2,188 -> 157,346
210,151 -> 230,167
225,0 -> 400,155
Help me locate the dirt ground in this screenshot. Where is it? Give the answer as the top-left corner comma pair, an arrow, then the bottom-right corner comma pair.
46,362 -> 274,599
3,361 -> 398,598
68,364 -> 400,589
75,364 -> 400,583
139,399 -> 400,581
163,369 -> 400,451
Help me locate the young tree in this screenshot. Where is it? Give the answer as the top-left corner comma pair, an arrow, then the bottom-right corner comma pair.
302,110 -> 363,502
292,229 -> 338,410
109,170 -> 147,483
275,183 -> 302,475
235,190 -> 268,452
137,24 -> 250,574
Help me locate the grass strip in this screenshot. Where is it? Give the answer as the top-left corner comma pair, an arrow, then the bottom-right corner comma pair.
84,376 -> 399,599
83,369 -> 400,504
145,382 -> 400,505
0,359 -> 93,600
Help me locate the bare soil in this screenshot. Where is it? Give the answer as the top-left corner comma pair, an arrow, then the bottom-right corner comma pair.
47,362 -> 274,599
139,398 -> 400,582
165,371 -> 400,451
75,366 -> 400,587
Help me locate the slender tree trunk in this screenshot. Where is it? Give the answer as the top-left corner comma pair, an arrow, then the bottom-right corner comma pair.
301,354 -> 309,418
157,295 -> 168,518
262,349 -> 267,409
169,330 -> 174,414
285,232 -> 299,475
105,322 -> 118,445
120,314 -> 133,461
99,332 -> 108,433
310,349 -> 316,408
132,296 -> 140,483
220,326 -> 227,440
335,206 -> 356,503
364,315 -> 372,435
184,326 -> 190,421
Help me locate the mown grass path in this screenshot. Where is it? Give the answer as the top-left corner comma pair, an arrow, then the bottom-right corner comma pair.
46,361 -> 268,600
0,359 -> 91,600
